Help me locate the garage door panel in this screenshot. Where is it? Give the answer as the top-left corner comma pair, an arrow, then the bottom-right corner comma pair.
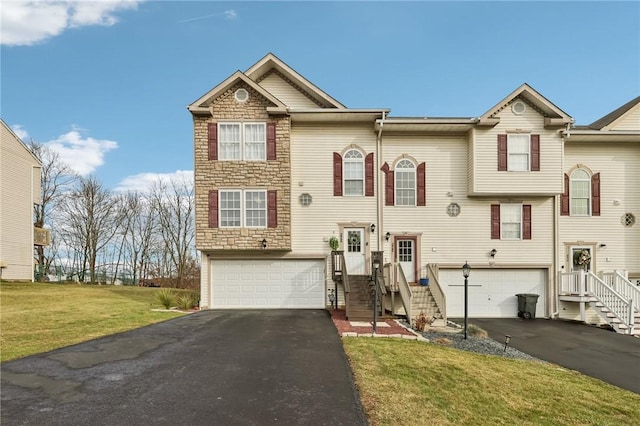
211,260 -> 325,309
441,269 -> 545,318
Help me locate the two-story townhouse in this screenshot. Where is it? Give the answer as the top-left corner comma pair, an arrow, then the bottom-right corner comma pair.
0,118 -> 42,281
190,54 -> 638,332
556,97 -> 640,325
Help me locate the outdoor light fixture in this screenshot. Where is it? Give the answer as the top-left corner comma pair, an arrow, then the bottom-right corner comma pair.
490,249 -> 497,258
462,261 -> 471,339
261,239 -> 267,249
370,224 -> 376,233
385,232 -> 391,241
504,335 -> 511,352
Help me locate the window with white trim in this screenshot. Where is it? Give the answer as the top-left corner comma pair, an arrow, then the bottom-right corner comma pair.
219,189 -> 267,228
508,134 -> 530,171
343,149 -> 364,196
220,190 -> 241,227
218,122 -> 266,160
570,169 -> 590,216
395,159 -> 416,206
501,204 -> 522,239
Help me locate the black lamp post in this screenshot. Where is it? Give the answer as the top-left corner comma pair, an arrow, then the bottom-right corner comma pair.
462,261 -> 471,339
372,258 -> 380,333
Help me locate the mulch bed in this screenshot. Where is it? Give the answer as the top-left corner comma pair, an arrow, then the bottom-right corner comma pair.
329,309 -> 417,337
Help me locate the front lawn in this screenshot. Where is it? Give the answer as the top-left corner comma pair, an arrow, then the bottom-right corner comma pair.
343,337 -> 640,425
0,282 -> 186,362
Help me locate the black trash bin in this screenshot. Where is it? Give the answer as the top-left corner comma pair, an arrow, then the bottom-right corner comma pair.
516,293 -> 539,319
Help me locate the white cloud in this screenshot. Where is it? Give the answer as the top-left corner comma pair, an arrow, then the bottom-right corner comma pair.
115,170 -> 194,193
10,124 -> 29,140
177,9 -> 237,24
1,0 -> 142,46
44,127 -> 118,176
10,123 -> 116,175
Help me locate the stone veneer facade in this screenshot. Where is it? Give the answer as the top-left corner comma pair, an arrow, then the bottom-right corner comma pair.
193,82 -> 291,252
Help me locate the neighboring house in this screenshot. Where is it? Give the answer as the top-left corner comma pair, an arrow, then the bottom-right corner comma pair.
189,54 -> 639,334
0,119 -> 42,281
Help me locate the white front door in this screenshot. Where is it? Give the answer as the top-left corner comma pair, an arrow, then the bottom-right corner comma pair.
570,246 -> 593,272
397,239 -> 416,282
343,228 -> 365,274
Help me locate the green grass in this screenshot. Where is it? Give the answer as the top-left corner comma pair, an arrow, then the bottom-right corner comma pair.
343,338 -> 640,425
0,282 -> 187,362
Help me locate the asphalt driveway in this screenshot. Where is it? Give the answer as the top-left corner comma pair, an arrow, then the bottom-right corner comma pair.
1,310 -> 367,426
470,318 -> 640,394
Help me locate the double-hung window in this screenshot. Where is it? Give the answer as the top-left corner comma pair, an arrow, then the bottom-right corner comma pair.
491,203 -> 532,240
500,204 -> 522,239
395,159 -> 416,206
570,169 -> 590,215
220,190 -> 242,227
343,149 -> 364,196
507,134 -> 530,171
244,190 -> 266,227
218,123 -> 266,160
498,134 -> 539,172
219,189 -> 267,228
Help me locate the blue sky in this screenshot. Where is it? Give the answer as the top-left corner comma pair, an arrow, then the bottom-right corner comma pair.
2,1 -> 639,191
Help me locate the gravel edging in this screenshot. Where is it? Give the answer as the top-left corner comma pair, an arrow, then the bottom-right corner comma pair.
397,320 -> 543,362
421,330 -> 543,362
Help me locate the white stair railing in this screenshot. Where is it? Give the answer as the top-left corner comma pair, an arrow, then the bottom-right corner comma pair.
587,272 -> 635,334
427,263 -> 447,322
599,271 -> 640,314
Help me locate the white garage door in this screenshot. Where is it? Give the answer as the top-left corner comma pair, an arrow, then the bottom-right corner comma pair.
440,269 -> 546,318
211,259 -> 325,309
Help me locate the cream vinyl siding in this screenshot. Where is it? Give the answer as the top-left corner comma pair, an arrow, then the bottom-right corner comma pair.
606,104 -> 640,131
380,134 -> 554,271
258,73 -> 320,109
559,143 -> 640,275
1,122 -> 41,281
290,124 -> 378,254
471,101 -> 563,196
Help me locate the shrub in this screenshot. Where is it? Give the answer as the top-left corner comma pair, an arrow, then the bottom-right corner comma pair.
467,324 -> 488,338
176,292 -> 199,310
156,289 -> 176,309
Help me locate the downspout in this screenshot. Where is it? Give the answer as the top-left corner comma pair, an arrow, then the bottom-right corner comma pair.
377,111 -> 386,251
377,111 -> 387,311
552,122 -> 572,318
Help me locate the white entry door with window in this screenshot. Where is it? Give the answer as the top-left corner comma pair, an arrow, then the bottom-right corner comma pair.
343,228 -> 365,274
397,239 -> 416,282
570,246 -> 593,272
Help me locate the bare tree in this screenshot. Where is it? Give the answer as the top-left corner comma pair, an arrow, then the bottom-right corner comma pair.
118,191 -> 157,285
151,176 -> 196,288
58,177 -> 124,283
29,142 -> 78,279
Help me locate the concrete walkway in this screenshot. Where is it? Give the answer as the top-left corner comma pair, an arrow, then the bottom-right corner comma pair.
1,310 -> 368,425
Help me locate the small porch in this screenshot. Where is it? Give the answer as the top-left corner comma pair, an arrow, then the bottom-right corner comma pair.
558,270 -> 639,335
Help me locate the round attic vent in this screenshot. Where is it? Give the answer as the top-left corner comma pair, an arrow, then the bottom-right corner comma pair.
234,88 -> 249,103
512,101 -> 527,115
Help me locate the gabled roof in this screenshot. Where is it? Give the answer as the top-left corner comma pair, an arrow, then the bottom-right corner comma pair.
245,53 -> 346,109
187,71 -> 288,115
585,96 -> 640,130
478,83 -> 573,127
0,118 -> 41,165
